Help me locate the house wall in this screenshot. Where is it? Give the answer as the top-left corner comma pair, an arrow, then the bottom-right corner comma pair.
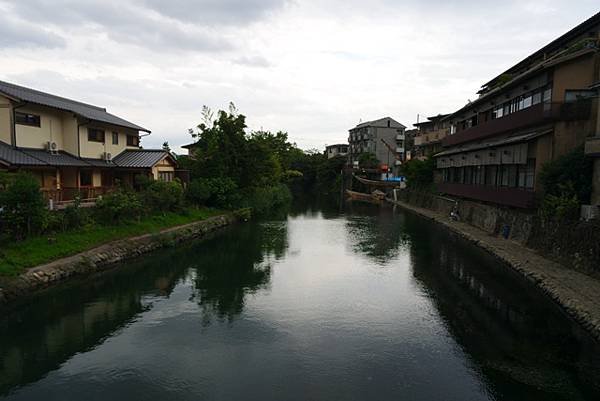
551,54 -> 597,103
78,124 -> 140,159
0,95 -> 11,144
151,157 -> 176,180
14,105 -> 68,150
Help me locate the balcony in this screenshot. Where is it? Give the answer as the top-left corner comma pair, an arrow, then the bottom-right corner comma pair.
437,183 -> 536,208
42,186 -> 115,208
442,101 -> 592,147
415,128 -> 449,146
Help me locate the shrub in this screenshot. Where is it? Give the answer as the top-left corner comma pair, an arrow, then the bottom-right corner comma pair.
539,183 -> 581,223
244,184 -> 292,216
94,190 -> 143,225
0,172 -> 48,240
63,199 -> 91,230
401,157 -> 435,189
187,177 -> 239,209
539,145 -> 593,204
141,180 -> 184,213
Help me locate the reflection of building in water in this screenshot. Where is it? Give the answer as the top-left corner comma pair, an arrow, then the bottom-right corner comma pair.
0,247 -> 191,396
406,214 -> 600,399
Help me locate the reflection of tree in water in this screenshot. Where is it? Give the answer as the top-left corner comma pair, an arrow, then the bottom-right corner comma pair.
403,213 -> 600,401
191,221 -> 289,323
344,205 -> 409,265
0,246 -> 192,396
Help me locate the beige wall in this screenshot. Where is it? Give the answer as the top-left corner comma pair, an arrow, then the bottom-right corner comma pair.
14,105 -> 69,150
0,95 -> 11,144
78,124 -> 140,159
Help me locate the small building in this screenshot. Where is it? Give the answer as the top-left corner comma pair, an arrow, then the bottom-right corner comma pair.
434,12 -> 600,209
0,80 -> 181,206
348,117 -> 406,170
325,143 -> 349,159
413,114 -> 450,160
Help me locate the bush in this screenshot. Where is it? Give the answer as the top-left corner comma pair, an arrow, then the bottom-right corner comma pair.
94,190 -> 143,225
401,157 -> 435,189
141,180 -> 184,213
539,145 -> 593,204
187,177 -> 239,209
539,183 -> 581,223
244,184 -> 292,216
0,172 -> 48,240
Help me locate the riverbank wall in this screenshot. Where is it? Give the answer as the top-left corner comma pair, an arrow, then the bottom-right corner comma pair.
0,213 -> 238,307
387,195 -> 600,342
394,189 -> 600,274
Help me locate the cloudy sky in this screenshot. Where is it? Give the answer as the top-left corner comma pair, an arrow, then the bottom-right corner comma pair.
0,1 -> 598,152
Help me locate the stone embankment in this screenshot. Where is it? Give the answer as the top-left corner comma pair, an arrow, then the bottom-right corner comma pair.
0,214 -> 237,307
388,198 -> 600,342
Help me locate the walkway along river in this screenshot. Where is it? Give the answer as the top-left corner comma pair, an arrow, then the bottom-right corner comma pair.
0,203 -> 599,400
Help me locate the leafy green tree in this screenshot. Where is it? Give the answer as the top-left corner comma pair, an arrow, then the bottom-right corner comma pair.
401,157 -> 435,189
539,145 -> 593,203
358,152 -> 379,169
0,172 -> 48,240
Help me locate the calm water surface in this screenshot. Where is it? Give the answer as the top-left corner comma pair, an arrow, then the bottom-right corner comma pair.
1,203 -> 599,400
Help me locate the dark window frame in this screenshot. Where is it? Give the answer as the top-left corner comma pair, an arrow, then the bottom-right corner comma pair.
88,128 -> 105,143
15,112 -> 41,127
112,132 -> 119,145
127,135 -> 140,147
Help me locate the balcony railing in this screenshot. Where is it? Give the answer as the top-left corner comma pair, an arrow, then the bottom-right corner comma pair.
437,182 -> 536,208
42,186 -> 115,205
442,101 -> 592,147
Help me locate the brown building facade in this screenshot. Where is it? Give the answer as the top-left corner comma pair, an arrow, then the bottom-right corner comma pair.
434,12 -> 600,208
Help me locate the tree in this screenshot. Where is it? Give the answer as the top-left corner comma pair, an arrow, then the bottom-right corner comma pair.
0,172 -> 48,240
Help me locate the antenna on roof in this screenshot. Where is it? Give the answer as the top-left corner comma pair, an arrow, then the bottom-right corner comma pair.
416,114 -> 419,124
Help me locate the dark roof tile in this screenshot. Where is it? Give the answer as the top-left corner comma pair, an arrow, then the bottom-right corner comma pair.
0,80 -> 150,133
113,149 -> 173,168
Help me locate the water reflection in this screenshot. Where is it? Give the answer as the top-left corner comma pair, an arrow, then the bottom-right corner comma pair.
191,221 -> 288,323
0,222 -> 289,396
344,205 -> 409,265
402,213 -> 600,401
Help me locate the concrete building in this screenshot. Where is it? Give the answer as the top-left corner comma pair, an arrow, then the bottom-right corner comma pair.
413,114 -> 450,160
348,117 -> 406,170
325,143 -> 349,159
434,12 -> 600,209
0,80 -> 179,206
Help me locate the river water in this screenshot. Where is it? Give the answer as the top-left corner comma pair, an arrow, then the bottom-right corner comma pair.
1,203 -> 599,401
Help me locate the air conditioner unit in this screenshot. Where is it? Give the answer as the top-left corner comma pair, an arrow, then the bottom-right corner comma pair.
46,141 -> 58,154
103,152 -> 112,162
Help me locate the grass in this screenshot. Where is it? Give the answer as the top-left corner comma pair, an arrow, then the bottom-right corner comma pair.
0,207 -> 223,277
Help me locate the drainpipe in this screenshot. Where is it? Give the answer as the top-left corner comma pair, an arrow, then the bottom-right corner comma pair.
11,101 -> 28,147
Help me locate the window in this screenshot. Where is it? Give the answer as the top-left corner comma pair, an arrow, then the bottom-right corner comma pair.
532,92 -> 542,105
127,135 -> 140,147
565,90 -> 595,103
112,132 -> 119,145
485,165 -> 498,186
158,171 -> 174,182
543,87 -> 552,103
88,128 -> 105,143
15,112 -> 41,127
80,170 -> 93,187
517,159 -> 535,189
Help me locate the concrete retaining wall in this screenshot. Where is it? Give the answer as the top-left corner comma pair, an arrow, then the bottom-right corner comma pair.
0,214 -> 237,306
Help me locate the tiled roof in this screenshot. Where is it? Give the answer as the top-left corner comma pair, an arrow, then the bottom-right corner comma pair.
0,80 -> 150,133
433,130 -> 551,157
0,141 -> 47,166
81,158 -> 116,168
19,148 -> 90,167
113,149 -> 174,168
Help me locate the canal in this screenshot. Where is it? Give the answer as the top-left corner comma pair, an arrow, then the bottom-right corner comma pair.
1,204 -> 599,400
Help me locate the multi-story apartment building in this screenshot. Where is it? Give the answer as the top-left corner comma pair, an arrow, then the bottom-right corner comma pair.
325,143 -> 349,159
434,12 -> 600,208
348,117 -> 406,170
413,114 -> 450,160
0,80 -> 179,205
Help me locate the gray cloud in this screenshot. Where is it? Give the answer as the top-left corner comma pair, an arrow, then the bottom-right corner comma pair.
0,15 -> 65,49
0,0 -> 252,52
141,0 -> 290,25
233,55 -> 271,68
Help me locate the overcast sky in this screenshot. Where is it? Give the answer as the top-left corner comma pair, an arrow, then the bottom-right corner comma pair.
0,1 -> 598,152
